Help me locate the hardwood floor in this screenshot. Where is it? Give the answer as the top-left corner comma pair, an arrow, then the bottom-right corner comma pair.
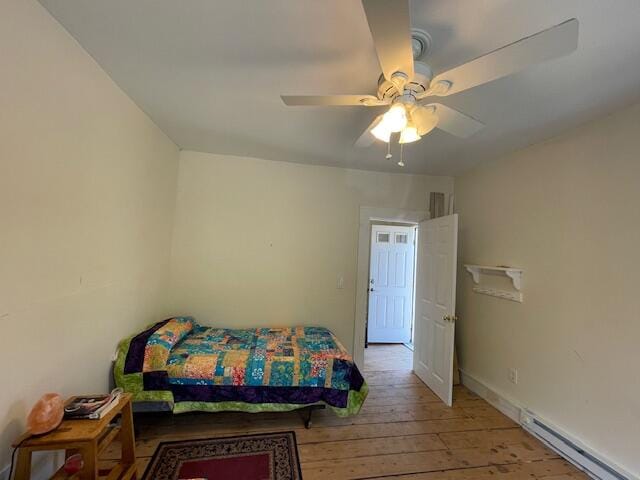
365,343 -> 413,371
101,345 -> 587,479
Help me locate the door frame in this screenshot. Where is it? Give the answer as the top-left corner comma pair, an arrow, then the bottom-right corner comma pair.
353,206 -> 429,368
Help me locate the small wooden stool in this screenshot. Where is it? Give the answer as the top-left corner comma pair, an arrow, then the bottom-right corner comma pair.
13,393 -> 136,480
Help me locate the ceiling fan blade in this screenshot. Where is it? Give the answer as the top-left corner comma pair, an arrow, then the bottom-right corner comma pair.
355,115 -> 384,147
432,18 -> 579,97
429,103 -> 484,138
361,0 -> 415,82
281,95 -> 386,106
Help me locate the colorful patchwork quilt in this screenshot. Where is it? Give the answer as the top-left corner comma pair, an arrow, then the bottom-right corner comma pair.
114,317 -> 368,416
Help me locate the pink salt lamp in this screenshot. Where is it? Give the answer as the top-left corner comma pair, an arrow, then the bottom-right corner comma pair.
27,393 -> 64,435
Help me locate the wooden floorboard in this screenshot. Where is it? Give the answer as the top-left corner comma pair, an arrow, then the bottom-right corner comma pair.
103,344 -> 587,479
364,344 -> 414,372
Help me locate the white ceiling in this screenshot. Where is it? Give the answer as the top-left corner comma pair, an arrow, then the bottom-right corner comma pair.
39,0 -> 640,175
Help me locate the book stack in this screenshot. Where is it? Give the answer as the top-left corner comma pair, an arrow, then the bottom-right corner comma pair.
64,388 -> 123,420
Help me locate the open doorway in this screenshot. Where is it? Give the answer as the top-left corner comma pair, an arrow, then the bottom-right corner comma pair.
356,209 -> 459,406
364,223 -> 418,372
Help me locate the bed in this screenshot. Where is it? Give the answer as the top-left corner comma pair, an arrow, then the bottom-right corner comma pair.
114,317 -> 368,425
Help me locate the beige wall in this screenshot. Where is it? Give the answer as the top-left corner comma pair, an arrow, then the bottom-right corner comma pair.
0,0 -> 179,473
8,0 -> 638,476
455,102 -> 640,476
169,151 -> 453,350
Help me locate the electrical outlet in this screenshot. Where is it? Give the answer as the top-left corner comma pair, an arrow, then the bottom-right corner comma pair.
337,275 -> 345,289
508,368 -> 518,385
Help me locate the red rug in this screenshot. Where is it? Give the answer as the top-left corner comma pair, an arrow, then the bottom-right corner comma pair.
142,432 -> 302,480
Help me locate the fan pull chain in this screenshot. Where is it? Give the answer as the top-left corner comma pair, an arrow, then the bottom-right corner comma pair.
397,143 -> 405,167
385,141 -> 392,160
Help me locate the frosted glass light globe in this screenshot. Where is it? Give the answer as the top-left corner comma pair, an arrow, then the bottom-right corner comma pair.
399,124 -> 421,144
371,121 -> 392,142
383,104 -> 407,132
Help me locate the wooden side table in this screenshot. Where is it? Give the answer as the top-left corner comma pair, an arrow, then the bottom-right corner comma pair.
13,393 -> 136,480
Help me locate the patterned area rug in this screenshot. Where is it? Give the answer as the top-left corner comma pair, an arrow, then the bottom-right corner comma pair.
142,432 -> 302,480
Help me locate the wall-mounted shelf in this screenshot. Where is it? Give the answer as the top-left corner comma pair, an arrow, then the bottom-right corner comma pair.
464,265 -> 523,291
472,286 -> 523,303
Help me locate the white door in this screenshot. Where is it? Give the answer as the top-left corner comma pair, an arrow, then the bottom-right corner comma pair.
367,225 -> 416,344
413,214 -> 458,406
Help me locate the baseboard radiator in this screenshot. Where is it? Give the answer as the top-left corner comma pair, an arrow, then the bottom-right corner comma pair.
521,411 -> 632,480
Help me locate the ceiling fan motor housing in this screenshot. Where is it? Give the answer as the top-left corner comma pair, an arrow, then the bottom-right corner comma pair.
377,62 -> 434,103
411,29 -> 433,61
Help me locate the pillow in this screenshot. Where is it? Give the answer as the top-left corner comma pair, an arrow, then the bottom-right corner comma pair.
143,317 -> 195,372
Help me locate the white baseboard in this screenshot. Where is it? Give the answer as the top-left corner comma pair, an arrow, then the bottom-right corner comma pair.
459,369 -> 637,480
459,369 -> 523,423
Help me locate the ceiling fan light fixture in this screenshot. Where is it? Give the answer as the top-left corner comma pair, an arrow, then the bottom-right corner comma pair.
382,103 -> 407,132
418,115 -> 438,136
399,123 -> 421,144
371,120 -> 392,143
412,107 -> 439,136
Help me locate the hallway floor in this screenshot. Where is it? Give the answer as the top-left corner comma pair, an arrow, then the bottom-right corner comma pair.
365,343 -> 413,371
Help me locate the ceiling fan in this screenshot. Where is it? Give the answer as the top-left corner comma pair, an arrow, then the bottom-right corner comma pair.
281,0 -> 579,165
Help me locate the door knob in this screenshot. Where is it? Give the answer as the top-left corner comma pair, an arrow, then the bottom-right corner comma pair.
443,314 -> 457,323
